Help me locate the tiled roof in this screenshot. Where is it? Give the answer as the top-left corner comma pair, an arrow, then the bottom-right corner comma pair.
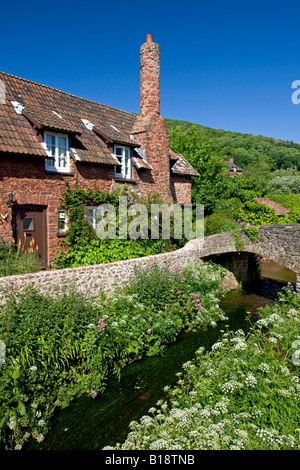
23,105 -> 81,134
224,160 -> 243,172
0,71 -> 199,176
0,71 -> 137,165
170,151 -> 200,176
132,148 -> 153,170
252,198 -> 290,216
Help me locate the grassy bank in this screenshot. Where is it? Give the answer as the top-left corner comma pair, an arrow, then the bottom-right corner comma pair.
0,261 -> 226,450
104,285 -> 300,450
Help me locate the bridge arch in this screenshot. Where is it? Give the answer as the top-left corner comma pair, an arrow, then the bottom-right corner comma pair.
197,224 -> 300,296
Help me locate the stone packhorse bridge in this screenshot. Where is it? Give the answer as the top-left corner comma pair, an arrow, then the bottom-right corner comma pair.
197,223 -> 300,295
0,223 -> 299,298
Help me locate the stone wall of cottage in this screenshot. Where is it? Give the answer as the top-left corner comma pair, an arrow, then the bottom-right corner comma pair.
0,153 -> 114,261
170,174 -> 192,205
0,150 -> 192,267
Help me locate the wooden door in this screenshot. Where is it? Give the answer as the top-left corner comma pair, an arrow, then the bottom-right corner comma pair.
12,205 -> 47,267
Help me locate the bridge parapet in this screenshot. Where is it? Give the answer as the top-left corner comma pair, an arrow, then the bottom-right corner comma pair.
199,224 -> 300,296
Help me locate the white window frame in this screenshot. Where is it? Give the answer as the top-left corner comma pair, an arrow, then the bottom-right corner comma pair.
114,145 -> 131,179
57,209 -> 68,233
44,132 -> 70,173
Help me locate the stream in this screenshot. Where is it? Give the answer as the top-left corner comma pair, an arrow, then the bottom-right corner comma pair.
28,259 -> 296,451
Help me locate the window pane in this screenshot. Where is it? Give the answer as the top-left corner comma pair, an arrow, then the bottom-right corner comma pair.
58,210 -> 67,233
45,158 -> 54,167
58,155 -> 67,168
58,136 -> 67,148
23,218 -> 34,231
45,134 -> 56,156
58,146 -> 67,157
125,148 -> 130,177
84,207 -> 96,228
46,134 -> 55,146
115,147 -> 123,156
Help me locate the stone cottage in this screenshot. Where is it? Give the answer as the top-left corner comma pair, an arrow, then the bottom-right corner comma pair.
0,34 -> 199,266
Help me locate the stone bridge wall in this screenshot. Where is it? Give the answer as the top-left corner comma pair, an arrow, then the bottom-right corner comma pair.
0,224 -> 298,299
200,224 -> 300,294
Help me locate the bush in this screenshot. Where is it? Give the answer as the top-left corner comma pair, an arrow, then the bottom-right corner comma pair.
0,261 -> 226,449
266,194 -> 300,212
266,175 -> 300,194
233,201 -> 279,226
205,213 -> 241,236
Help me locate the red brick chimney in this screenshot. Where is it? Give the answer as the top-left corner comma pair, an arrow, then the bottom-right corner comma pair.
140,34 -> 160,118
131,35 -> 172,202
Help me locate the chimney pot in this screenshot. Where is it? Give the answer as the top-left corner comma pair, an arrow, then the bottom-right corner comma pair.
146,34 -> 153,43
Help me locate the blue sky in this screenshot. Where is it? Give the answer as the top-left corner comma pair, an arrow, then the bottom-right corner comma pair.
2,0 -> 300,143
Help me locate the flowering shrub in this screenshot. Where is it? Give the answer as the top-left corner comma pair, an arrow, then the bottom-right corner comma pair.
0,261 -> 226,449
105,286 -> 300,450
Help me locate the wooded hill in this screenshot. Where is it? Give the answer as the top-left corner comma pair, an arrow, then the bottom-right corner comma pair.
164,118 -> 300,214
165,118 -> 300,171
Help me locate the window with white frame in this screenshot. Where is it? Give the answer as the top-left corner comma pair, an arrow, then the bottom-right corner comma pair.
57,209 -> 68,233
114,145 -> 131,179
84,206 -> 97,229
45,132 -> 70,172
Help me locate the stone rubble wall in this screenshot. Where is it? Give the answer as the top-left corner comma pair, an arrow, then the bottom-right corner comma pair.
0,239 -> 202,299
0,224 -> 298,299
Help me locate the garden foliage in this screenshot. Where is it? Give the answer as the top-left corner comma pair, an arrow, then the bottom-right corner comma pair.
54,184 -> 184,269
0,261 -> 226,449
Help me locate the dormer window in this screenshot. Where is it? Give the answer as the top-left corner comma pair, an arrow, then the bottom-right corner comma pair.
44,132 -> 70,173
114,145 -> 131,179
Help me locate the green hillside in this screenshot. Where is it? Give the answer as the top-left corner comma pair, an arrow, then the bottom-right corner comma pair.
165,118 -> 300,171
164,118 -> 300,231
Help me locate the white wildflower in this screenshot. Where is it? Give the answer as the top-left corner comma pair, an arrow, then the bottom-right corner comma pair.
8,418 -> 16,430
256,319 -> 268,327
149,439 -> 169,450
245,373 -> 257,388
212,341 -> 224,352
258,363 -> 270,373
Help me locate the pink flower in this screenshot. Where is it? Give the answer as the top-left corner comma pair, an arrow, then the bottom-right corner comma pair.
91,390 -> 97,399
147,328 -> 151,334
141,342 -> 144,345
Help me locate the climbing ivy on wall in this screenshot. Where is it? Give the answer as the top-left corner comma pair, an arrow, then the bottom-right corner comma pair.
53,182 -> 183,269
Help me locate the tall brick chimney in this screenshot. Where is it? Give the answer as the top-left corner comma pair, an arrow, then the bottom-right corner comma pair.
140,34 -> 160,119
131,35 -> 172,202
